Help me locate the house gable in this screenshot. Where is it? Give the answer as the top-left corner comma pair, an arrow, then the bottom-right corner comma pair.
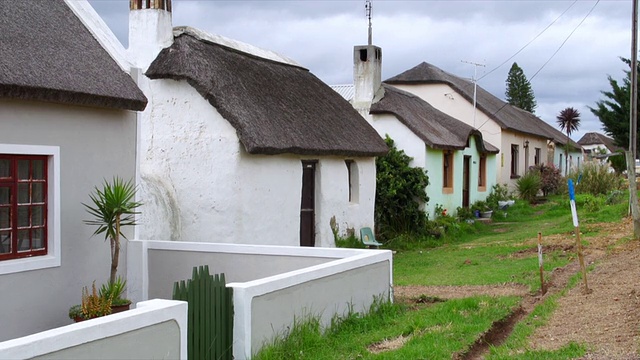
385,62 -> 553,141
370,85 -> 498,154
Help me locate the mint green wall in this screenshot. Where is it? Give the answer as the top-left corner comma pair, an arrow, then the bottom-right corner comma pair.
425,136 -> 497,218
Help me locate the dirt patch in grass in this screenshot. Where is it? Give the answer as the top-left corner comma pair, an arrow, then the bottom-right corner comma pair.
453,307 -> 526,360
368,334 -> 411,354
503,244 -> 574,259
395,283 -> 530,300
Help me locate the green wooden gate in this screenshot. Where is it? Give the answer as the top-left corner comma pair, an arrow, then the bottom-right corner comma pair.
172,265 -> 233,360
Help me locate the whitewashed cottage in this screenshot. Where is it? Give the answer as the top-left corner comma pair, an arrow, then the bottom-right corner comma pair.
128,1 -> 387,247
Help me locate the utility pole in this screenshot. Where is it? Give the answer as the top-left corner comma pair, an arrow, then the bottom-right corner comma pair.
628,0 -> 640,239
462,60 -> 485,128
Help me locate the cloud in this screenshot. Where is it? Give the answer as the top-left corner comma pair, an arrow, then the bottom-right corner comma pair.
89,0 -> 632,140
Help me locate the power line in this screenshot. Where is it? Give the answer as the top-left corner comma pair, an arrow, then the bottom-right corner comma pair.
529,0 -> 601,81
480,0 -> 600,124
478,0 -> 578,81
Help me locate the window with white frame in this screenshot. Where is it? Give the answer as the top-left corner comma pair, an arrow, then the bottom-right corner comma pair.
0,145 -> 59,275
0,155 -> 48,259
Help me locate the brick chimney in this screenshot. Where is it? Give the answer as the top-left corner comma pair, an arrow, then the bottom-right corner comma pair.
353,45 -> 382,106
128,0 -> 173,70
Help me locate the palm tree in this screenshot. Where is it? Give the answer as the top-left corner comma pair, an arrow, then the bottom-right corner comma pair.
556,107 -> 581,175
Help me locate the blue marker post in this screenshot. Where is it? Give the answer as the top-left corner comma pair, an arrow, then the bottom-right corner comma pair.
568,179 -> 590,293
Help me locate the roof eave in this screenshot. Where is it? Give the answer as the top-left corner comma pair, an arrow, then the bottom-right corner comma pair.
0,84 -> 147,111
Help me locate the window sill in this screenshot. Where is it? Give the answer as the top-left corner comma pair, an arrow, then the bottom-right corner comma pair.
510,175 -> 520,179
0,254 -> 60,275
442,187 -> 454,194
478,186 -> 487,192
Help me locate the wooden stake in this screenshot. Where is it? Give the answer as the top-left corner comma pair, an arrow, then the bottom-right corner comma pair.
568,178 -> 590,294
575,225 -> 590,293
538,232 -> 546,295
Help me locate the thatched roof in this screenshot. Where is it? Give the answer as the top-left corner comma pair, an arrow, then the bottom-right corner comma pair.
370,85 -> 499,153
385,62 -> 554,140
146,28 -> 387,156
0,0 -> 147,111
577,132 -> 621,152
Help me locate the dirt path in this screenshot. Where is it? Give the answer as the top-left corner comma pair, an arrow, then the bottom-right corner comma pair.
394,217 -> 640,359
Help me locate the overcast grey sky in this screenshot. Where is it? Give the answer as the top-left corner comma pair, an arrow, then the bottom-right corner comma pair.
90,0 -> 632,141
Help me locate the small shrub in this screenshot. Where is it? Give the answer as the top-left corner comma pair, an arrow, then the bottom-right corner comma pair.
608,150 -> 627,174
434,204 -> 448,218
606,190 -> 625,205
334,234 -> 365,249
530,163 -> 562,196
567,162 -> 624,195
584,195 -> 606,212
516,171 -> 541,203
456,206 -> 474,221
485,184 -> 510,209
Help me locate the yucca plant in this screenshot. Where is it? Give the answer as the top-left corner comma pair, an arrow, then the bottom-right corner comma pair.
99,275 -> 130,306
84,177 -> 142,285
516,171 -> 541,203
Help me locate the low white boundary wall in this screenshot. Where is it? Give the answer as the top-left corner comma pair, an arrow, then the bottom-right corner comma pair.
128,241 -> 393,360
0,299 -> 187,360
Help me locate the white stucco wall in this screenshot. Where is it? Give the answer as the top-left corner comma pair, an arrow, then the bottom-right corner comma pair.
365,112 -> 426,167
135,78 -> 375,247
500,130 -> 549,187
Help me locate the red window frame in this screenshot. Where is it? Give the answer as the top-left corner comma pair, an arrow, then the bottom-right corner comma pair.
0,155 -> 48,260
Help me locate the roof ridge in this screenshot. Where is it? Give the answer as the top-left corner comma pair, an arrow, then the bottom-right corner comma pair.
174,26 -> 304,69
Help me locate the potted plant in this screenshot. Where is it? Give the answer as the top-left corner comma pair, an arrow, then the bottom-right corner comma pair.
471,200 -> 492,218
69,282 -> 113,322
69,177 -> 142,320
99,276 -> 131,313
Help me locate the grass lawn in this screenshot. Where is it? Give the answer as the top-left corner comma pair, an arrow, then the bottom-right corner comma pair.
255,194 -> 628,359
255,296 -> 520,360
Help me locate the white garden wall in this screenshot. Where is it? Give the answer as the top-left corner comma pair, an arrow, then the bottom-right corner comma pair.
127,240 -> 392,360
0,299 -> 187,360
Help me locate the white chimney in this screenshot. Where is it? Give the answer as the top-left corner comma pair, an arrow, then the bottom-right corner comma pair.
353,45 -> 382,106
128,0 -> 173,70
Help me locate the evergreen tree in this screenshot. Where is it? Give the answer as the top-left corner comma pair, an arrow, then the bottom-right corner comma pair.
505,62 -> 537,113
590,57 -> 640,151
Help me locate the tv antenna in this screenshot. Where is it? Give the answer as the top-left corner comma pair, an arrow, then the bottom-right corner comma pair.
365,0 -> 372,45
462,59 -> 486,128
